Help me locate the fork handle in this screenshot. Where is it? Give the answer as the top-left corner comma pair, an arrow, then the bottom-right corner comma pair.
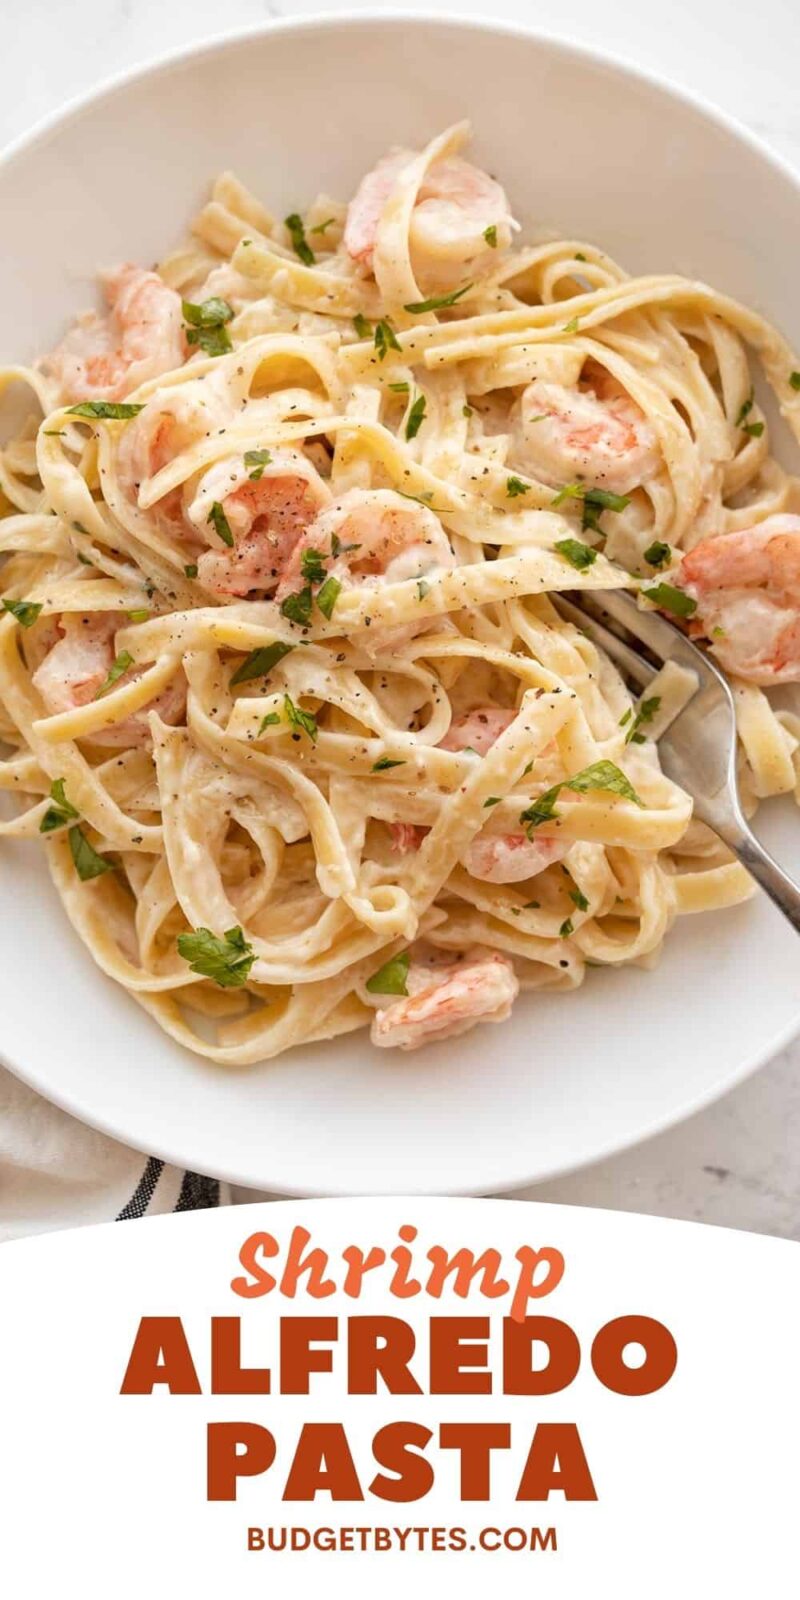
716,820 -> 800,933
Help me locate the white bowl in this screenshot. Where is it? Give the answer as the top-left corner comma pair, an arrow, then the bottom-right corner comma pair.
2,15 -> 799,1195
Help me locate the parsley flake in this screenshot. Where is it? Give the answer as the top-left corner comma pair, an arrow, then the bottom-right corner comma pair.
40,778 -> 80,834
257,713 -> 281,733
625,694 -> 661,745
372,757 -> 406,772
353,313 -> 372,339
310,217 -> 336,235
244,448 -> 272,481
554,537 -> 598,571
284,693 -> 318,742
365,950 -> 410,995
94,650 -> 134,699
316,575 -> 341,620
790,372 -> 800,392
562,316 -> 580,333
643,541 -> 672,569
2,597 -> 42,628
66,401 -> 144,419
642,582 -> 697,618
284,213 -> 315,267
483,224 -> 498,248
208,501 -> 234,548
182,297 -> 234,357
300,547 -> 328,585
520,760 -> 643,831
374,319 -> 401,361
177,925 -> 255,988
280,586 -> 313,627
184,564 -> 198,579
404,283 -> 473,314
569,887 -> 589,912
417,578 -> 430,601
559,917 -> 574,938
506,476 -> 529,498
405,394 -> 427,441
230,641 -> 294,686
69,825 -> 115,881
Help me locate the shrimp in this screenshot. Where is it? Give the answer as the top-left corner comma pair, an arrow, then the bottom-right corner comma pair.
345,148 -> 515,294
277,487 -> 456,599
679,515 -> 800,684
116,374 -> 235,535
512,377 -> 660,497
438,706 -> 568,884
370,946 -> 519,1050
32,613 -> 185,747
39,265 -> 185,405
186,449 -> 332,597
438,707 -> 516,755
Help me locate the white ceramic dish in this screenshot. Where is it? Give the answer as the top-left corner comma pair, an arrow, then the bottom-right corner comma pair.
1,14 -> 799,1195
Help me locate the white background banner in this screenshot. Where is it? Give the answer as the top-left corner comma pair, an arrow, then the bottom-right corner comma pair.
0,1198 -> 795,1597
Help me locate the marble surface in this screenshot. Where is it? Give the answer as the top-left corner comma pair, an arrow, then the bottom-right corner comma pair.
3,0 -> 798,1235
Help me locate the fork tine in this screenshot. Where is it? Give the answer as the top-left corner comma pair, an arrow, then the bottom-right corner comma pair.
551,594 -> 655,689
578,587 -> 730,698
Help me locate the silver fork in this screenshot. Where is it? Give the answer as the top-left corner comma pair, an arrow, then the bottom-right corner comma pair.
552,588 -> 800,932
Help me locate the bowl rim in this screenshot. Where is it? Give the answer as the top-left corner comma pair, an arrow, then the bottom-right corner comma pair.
2,9 -> 799,1196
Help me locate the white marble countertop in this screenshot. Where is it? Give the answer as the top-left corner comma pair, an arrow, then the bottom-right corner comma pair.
3,0 -> 798,1234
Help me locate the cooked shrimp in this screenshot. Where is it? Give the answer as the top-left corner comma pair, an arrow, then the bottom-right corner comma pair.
437,706 -> 567,883
186,449 -> 332,597
389,822 -> 427,855
116,374 -> 235,534
32,613 -> 185,747
679,515 -> 800,684
370,946 -> 519,1050
40,265 -> 185,404
277,487 -> 456,598
345,148 -> 515,294
438,707 -> 516,755
512,377 -> 660,497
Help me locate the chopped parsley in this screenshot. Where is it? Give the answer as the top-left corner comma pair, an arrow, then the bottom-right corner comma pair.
331,532 -> 361,558
559,917 -> 574,938
483,225 -> 498,248
365,949 -> 410,996
66,401 -> 144,419
743,420 -> 765,438
374,319 -> 402,361
258,713 -> 281,733
575,252 -> 587,262
69,825 -> 115,881
182,296 -> 234,356
39,778 -> 79,834
625,693 -> 661,745
284,213 -> 315,266
316,576 -> 341,619
643,540 -> 672,569
372,757 -> 406,772
790,371 -> 800,391
569,887 -> 589,912
520,759 -> 643,831
506,476 -> 529,498
280,585 -> 313,627
2,597 -> 42,628
642,581 -> 697,618
353,313 -> 372,339
417,578 -> 430,601
230,641 -> 294,686
284,693 -> 318,742
483,796 -> 502,808
94,650 -> 134,699
300,547 -> 328,585
208,501 -> 234,548
554,537 -> 598,571
389,381 -> 410,394
310,217 -> 336,235
184,564 -> 198,579
462,404 -> 473,419
735,393 -> 754,427
405,393 -> 427,441
176,925 -> 255,988
244,448 -> 272,481
403,283 -> 473,314
562,316 -> 580,333
128,609 -> 149,623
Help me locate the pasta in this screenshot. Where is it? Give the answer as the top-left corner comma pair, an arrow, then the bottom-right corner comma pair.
2,120 -> 800,1059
